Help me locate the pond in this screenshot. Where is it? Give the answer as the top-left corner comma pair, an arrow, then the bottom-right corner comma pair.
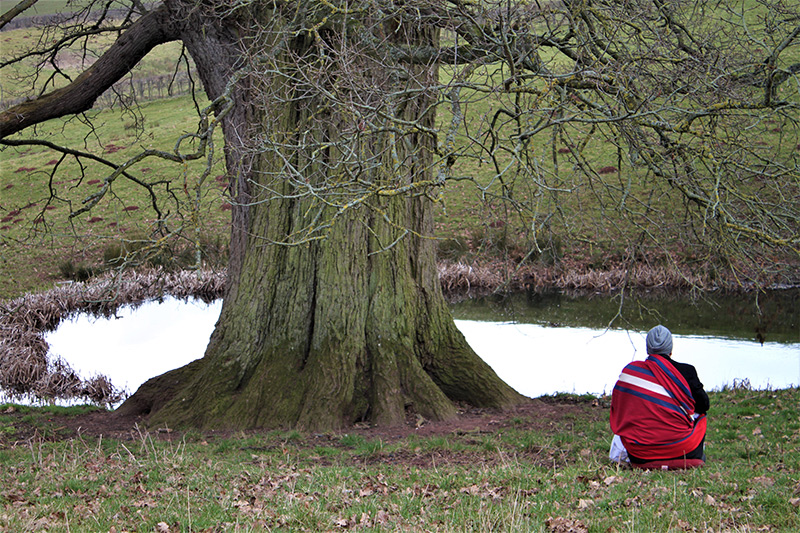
25,289 -> 799,404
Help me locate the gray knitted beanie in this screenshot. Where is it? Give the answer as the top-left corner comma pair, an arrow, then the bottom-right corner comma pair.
646,325 -> 673,355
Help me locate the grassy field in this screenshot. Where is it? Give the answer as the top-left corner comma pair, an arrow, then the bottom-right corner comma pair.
0,0 -> 71,16
1,13 -> 223,299
0,0 -> 67,17
0,93 -> 230,299
1,386 -> 798,531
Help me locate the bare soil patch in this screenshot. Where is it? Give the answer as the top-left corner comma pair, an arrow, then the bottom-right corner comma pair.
1,397 -> 607,452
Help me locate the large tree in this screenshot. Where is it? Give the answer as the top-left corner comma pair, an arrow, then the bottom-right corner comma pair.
2,0 -> 798,429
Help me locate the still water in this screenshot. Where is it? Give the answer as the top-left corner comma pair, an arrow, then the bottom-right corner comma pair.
37,290 -> 799,401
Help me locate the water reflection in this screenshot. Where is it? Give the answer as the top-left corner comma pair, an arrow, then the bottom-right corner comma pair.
42,297 -> 222,397
30,293 -> 799,403
460,320 -> 799,398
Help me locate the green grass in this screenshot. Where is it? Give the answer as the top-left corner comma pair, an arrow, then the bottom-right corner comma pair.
0,388 -> 798,531
0,0 -> 72,16
0,91 -> 230,298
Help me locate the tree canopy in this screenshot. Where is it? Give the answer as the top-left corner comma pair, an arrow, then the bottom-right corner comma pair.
3,0 -> 798,285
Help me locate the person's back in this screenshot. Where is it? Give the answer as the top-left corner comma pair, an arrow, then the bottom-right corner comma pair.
609,325 -> 709,468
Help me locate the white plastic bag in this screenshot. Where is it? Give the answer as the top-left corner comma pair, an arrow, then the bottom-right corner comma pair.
609,434 -> 629,463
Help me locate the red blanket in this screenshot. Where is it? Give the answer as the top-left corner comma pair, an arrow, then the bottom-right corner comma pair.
610,354 -> 706,460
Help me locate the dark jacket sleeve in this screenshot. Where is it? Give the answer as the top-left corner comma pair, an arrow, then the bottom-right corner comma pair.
672,360 -> 710,415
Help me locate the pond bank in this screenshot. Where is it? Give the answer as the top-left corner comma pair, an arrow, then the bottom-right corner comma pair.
2,261 -> 797,407
437,258 -> 800,298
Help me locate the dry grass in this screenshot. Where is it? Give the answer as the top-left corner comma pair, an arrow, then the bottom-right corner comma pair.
437,259 -> 707,296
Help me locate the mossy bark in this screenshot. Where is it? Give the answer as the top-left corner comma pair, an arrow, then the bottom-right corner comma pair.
118,4 -> 523,430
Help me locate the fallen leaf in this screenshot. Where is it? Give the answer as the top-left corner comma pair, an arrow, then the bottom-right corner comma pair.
789,498 -> 800,508
624,496 -> 640,507
3,491 -> 28,505
577,498 -> 594,509
545,516 -> 589,533
460,484 -> 480,495
156,523 -> 170,533
375,509 -> 390,525
544,516 -> 589,533
704,494 -> 716,506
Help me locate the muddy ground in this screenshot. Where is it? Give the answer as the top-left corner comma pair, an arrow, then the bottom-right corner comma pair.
1,397 -> 609,466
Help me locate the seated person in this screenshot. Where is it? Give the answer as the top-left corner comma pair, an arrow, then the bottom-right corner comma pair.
609,325 -> 709,468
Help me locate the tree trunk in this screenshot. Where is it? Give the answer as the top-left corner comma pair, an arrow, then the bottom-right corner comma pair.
118,4 -> 522,431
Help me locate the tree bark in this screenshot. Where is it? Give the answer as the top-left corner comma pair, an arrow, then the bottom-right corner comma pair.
118,5 -> 522,430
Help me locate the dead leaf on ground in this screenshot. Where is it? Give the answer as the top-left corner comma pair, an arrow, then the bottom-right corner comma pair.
545,516 -> 589,533
577,498 -> 594,509
460,484 -> 481,495
376,509 -> 391,525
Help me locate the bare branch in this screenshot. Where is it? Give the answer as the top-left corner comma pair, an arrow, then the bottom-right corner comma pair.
0,4 -> 180,138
